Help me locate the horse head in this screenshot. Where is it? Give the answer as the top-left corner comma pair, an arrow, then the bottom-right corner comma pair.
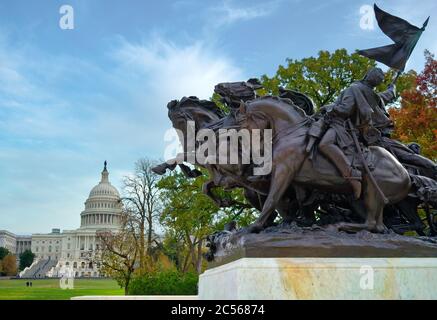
167,96 -> 224,144
236,101 -> 271,132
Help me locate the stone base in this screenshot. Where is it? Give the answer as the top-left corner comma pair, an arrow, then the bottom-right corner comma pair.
206,227 -> 437,267
199,258 -> 437,299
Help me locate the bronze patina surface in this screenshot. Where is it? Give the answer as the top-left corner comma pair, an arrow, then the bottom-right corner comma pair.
207,224 -> 437,267
152,5 -> 436,262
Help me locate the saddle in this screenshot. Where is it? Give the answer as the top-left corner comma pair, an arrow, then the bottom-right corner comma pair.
309,141 -> 376,177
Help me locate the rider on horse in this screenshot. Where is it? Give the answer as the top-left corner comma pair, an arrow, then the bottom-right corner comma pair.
314,67 -> 396,199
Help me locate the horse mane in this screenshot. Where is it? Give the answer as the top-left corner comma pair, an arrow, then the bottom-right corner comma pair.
167,96 -> 225,118
249,95 -> 309,118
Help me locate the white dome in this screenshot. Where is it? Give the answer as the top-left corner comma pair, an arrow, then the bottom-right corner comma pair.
88,161 -> 120,198
89,182 -> 120,198
80,161 -> 122,230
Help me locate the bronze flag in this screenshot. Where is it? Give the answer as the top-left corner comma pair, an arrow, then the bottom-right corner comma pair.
358,4 -> 430,71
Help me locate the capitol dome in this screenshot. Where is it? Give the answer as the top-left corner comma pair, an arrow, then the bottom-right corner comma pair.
88,173 -> 120,198
80,161 -> 122,229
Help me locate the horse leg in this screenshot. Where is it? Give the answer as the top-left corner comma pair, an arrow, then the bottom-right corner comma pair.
276,198 -> 297,224
337,174 -> 383,233
151,161 -> 177,175
244,188 -> 265,211
395,199 -> 425,235
375,203 -> 388,233
202,179 -> 242,208
247,161 -> 298,233
245,188 -> 297,227
202,180 -> 226,207
178,163 -> 202,178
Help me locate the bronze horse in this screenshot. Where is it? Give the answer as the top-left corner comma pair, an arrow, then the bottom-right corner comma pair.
237,97 -> 410,233
157,96 -> 411,233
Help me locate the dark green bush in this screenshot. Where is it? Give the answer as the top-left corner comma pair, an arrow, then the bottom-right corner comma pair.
128,270 -> 198,295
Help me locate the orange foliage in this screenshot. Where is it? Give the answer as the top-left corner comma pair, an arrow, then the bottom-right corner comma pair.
389,51 -> 437,160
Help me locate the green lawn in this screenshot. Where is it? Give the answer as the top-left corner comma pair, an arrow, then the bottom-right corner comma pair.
0,278 -> 124,300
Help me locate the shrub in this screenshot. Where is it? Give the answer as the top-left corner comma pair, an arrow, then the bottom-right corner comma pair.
128,270 -> 198,295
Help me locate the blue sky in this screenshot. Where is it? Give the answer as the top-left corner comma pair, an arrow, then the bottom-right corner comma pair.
0,0 -> 436,234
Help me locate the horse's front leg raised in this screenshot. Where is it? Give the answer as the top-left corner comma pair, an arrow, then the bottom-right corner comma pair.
202,180 -> 234,207
203,180 -> 219,205
151,161 -> 177,175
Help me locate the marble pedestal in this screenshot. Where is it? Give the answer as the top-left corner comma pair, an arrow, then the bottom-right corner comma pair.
198,257 -> 437,299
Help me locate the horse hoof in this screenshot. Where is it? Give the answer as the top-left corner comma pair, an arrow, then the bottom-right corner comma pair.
336,222 -> 368,233
152,165 -> 166,175
375,224 -> 389,234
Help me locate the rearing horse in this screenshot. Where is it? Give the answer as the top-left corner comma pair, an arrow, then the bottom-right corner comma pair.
237,96 -> 411,233
156,97 -> 295,222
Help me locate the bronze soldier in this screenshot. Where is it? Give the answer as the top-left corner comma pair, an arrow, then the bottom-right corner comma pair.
371,101 -> 437,179
317,67 -> 395,199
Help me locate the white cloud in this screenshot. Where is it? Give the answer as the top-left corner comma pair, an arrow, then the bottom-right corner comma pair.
112,36 -> 244,101
0,32 -> 246,233
210,0 -> 279,27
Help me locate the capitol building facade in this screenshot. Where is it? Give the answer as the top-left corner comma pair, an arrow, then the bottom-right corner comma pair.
0,162 -> 122,278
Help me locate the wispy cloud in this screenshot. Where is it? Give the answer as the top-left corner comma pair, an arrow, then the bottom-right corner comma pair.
0,30 -> 245,233
210,0 -> 280,27
111,36 -> 244,101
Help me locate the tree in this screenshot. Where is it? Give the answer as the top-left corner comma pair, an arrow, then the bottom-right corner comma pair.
158,169 -> 256,274
122,158 -> 162,271
19,250 -> 35,271
260,48 -> 414,108
2,254 -> 17,276
0,247 -> 10,260
389,50 -> 437,160
158,171 -> 216,273
96,213 -> 139,295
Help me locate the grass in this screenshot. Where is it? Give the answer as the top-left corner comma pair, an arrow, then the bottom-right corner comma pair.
0,278 -> 124,300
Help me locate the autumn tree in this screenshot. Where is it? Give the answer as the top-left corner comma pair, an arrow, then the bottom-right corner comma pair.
389,50 -> 437,160
96,213 -> 139,294
122,158 -> 162,271
2,254 -> 17,276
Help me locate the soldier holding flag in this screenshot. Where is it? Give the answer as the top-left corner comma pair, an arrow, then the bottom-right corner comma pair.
358,4 -> 436,179
313,4 -> 435,199
317,67 -> 396,200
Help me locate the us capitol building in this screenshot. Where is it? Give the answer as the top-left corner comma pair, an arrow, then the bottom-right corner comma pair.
0,162 -> 122,278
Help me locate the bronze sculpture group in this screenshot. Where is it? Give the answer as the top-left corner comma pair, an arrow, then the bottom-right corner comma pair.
153,68 -> 437,236
152,5 -> 437,238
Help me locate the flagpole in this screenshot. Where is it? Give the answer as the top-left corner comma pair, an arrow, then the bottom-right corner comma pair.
390,70 -> 402,86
